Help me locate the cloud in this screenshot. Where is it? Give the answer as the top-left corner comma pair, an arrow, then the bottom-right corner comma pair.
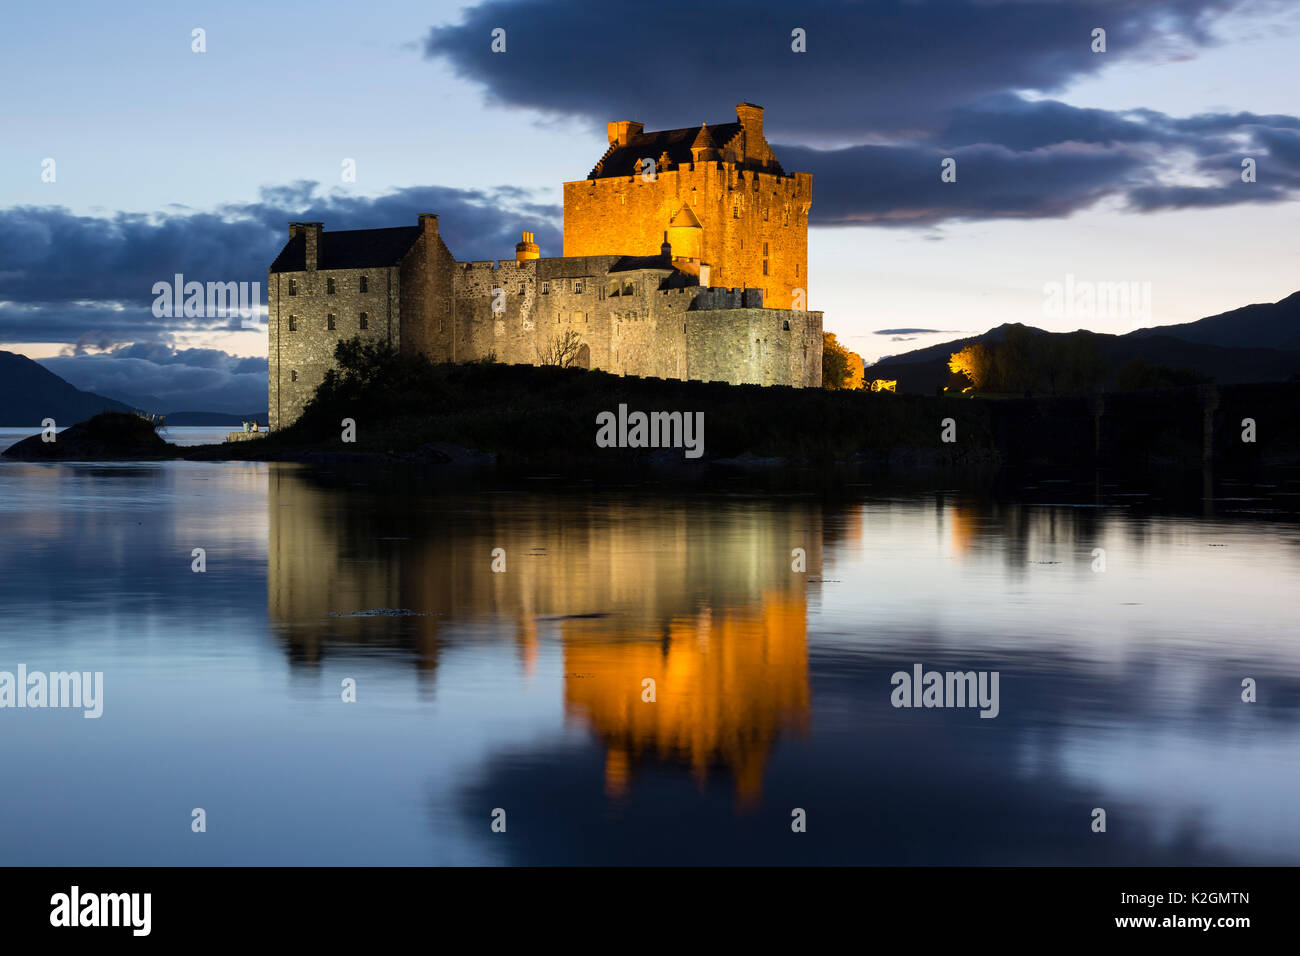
788,139 -> 1148,226
421,0 -> 1258,141
421,0 -> 1300,225
0,183 -> 561,346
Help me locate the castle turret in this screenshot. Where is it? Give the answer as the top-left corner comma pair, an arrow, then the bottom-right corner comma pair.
515,231 -> 539,261
690,123 -> 718,164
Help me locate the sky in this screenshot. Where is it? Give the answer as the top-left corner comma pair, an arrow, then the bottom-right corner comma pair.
1,0 -> 1297,411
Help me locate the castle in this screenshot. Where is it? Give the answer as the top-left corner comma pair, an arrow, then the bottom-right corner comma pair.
267,103 -> 822,430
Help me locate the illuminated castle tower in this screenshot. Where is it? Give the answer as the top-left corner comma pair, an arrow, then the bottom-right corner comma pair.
562,103 -> 812,309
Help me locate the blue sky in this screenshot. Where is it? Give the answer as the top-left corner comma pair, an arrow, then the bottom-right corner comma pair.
1,0 -> 1297,411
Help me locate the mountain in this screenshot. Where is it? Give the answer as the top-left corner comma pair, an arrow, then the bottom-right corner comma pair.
101,389 -> 168,414
0,352 -> 268,426
1129,290 -> 1300,350
870,292 -> 1300,393
163,411 -> 266,426
0,351 -> 136,425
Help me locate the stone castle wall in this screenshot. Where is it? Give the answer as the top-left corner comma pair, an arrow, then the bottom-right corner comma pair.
268,255 -> 401,431
271,251 -> 824,428
447,257 -> 693,379
686,308 -> 823,387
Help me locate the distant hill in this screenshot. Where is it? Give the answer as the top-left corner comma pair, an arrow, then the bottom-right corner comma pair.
163,411 -> 266,426
0,351 -> 135,425
0,351 -> 267,426
1129,290 -> 1300,351
871,291 -> 1300,393
101,389 -> 168,413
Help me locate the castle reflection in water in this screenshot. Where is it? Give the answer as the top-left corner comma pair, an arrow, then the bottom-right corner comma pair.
265,466 -> 860,802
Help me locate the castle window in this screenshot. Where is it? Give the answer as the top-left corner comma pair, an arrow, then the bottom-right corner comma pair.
288,315 -> 298,331
359,312 -> 369,330
622,281 -> 635,295
359,276 -> 368,293
762,261 -> 769,276
542,282 -> 549,294
733,204 -> 740,219
326,278 -> 336,295
519,285 -> 524,294
763,243 -> 769,256
574,280 -> 583,294
291,370 -> 298,382
327,313 -> 336,331
795,264 -> 799,277
783,320 -> 791,331
288,278 -> 297,296
764,207 -> 770,221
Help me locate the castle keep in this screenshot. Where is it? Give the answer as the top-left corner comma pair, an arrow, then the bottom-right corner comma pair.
267,103 -> 822,430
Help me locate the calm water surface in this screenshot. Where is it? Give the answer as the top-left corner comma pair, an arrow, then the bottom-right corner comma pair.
0,452 -> 1297,865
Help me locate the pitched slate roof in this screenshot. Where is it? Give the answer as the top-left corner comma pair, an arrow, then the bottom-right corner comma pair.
269,226 -> 422,273
589,121 -> 750,178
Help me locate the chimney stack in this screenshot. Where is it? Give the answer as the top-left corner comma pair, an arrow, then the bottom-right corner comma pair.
735,103 -> 765,162
515,231 -> 539,261
735,103 -> 764,134
418,213 -> 439,236
607,120 -> 644,146
301,222 -> 322,271
288,222 -> 302,239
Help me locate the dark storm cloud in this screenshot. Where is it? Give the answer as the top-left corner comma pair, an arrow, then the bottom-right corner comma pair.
785,141 -> 1147,226
422,0 -> 1251,140
423,0 -> 1300,224
0,183 -> 561,345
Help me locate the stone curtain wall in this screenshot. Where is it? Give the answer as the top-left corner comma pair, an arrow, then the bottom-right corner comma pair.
685,308 -> 823,387
451,258 -> 691,379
